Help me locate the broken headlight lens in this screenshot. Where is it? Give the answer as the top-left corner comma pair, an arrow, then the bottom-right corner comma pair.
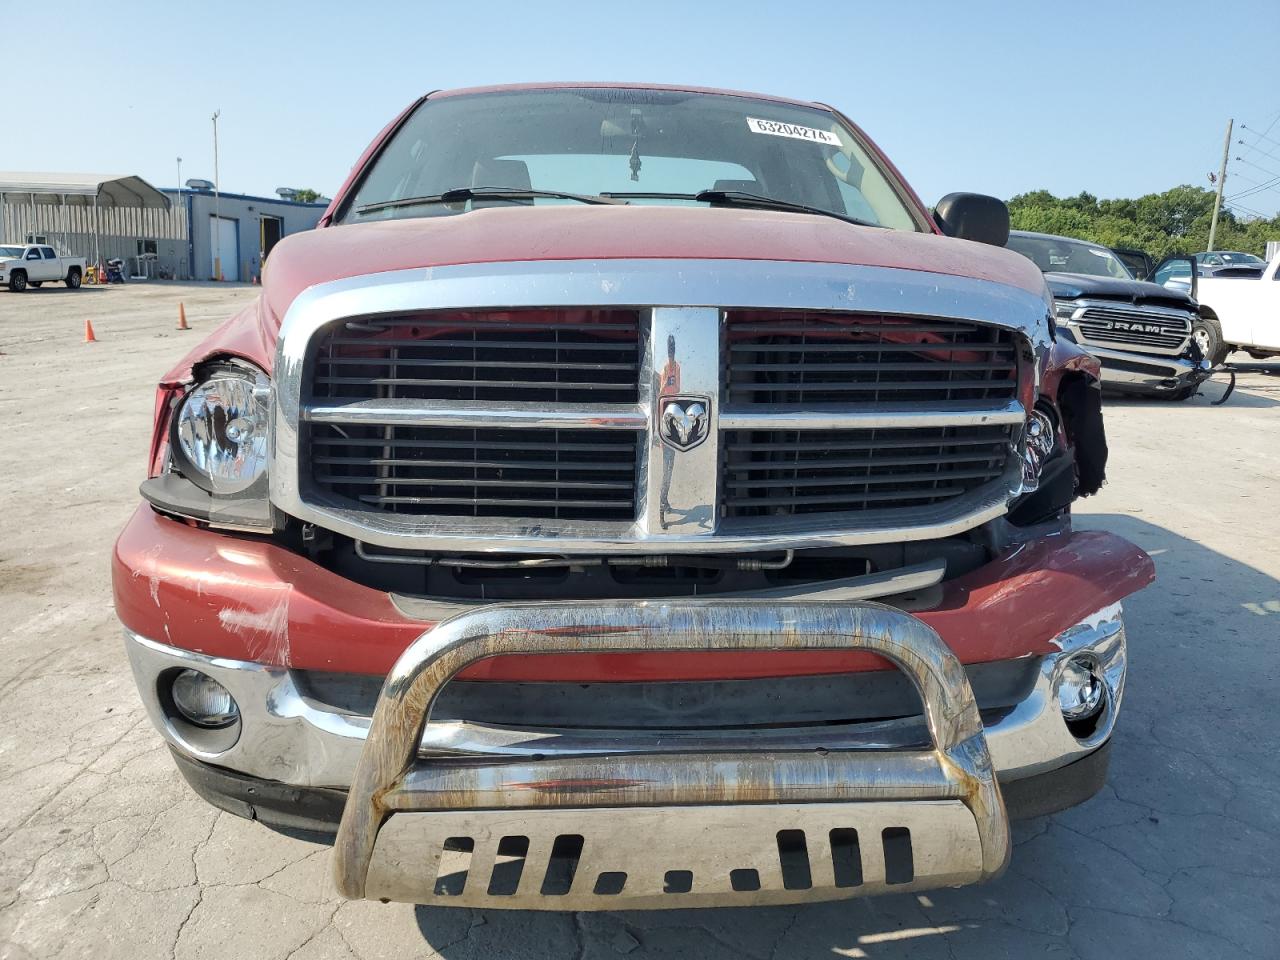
1021,405 -> 1059,487
173,365 -> 270,494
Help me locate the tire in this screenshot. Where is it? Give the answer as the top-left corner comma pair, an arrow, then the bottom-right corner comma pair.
1192,315 -> 1229,366
65,268 -> 81,289
28,281 -> 43,288
7,270 -> 27,292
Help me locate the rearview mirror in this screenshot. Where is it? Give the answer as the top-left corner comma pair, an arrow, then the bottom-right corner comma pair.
933,193 -> 1010,246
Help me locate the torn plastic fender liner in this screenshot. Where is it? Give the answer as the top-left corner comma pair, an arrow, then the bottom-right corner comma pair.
1057,373 -> 1108,496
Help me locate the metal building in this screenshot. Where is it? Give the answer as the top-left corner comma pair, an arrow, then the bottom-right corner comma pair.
0,172 -> 179,275
174,187 -> 327,282
0,172 -> 328,281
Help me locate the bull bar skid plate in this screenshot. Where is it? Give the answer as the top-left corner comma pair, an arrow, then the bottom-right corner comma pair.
333,600 -> 1012,909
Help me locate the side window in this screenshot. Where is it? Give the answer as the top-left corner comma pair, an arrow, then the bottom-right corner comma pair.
1204,254 -> 1222,266
1153,262 -> 1188,286
25,248 -> 41,260
42,247 -> 57,260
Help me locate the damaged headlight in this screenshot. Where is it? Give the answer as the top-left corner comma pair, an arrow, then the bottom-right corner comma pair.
1021,404 -> 1059,487
1053,299 -> 1081,323
172,363 -> 270,494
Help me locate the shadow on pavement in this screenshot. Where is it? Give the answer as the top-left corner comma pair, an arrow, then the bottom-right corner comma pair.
408,514 -> 1279,958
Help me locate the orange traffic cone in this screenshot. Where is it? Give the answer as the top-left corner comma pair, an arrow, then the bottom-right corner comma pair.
83,319 -> 98,343
177,303 -> 190,331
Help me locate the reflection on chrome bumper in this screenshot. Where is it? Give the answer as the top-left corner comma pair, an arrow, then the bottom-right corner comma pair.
124,603 -> 1126,791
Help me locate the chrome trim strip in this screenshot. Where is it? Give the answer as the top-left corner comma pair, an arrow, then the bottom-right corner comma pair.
272,258 -> 1047,553
304,398 -> 648,430
644,307 -> 720,537
719,400 -> 1026,431
283,475 -> 1016,554
124,603 -> 1124,790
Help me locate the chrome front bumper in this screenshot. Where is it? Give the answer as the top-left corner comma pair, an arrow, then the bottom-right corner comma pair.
1060,329 -> 1211,394
126,601 -> 1125,909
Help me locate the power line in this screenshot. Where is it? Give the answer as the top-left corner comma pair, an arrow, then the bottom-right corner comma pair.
1236,134 -> 1280,165
1226,172 -> 1280,202
1233,155 -> 1280,180
1225,199 -> 1271,219
1240,123 -> 1280,150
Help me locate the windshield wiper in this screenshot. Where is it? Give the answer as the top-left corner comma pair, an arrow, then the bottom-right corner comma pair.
356,187 -> 622,215
602,190 -> 877,228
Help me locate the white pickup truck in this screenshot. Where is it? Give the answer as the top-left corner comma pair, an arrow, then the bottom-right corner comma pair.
0,243 -> 86,292
1154,253 -> 1279,361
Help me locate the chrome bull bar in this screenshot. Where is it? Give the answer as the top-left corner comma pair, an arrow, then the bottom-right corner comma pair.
332,600 -> 1011,908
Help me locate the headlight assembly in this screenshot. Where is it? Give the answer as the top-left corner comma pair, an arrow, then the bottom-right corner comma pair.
1053,299 -> 1081,323
172,363 -> 270,495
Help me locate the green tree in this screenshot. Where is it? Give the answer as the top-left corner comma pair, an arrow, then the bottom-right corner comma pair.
291,188 -> 322,203
1007,185 -> 1279,260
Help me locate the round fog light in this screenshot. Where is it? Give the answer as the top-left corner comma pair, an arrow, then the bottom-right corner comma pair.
1057,655 -> 1105,721
171,669 -> 239,728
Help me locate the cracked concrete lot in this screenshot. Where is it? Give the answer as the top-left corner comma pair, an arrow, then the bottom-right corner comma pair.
2,282 -> 1278,959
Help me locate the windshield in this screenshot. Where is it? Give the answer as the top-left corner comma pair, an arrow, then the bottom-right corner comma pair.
0,246 -> 24,259
1215,251 -> 1264,264
1006,234 -> 1133,280
338,88 -> 920,231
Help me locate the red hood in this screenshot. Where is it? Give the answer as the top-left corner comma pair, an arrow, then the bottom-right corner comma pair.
164,205 -> 1045,381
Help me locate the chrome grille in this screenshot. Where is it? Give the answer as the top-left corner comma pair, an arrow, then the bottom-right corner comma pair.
724,311 -> 1019,405
722,424 -> 1014,518
310,424 -> 638,521
312,309 -> 641,405
1075,304 -> 1190,353
280,264 -> 1039,553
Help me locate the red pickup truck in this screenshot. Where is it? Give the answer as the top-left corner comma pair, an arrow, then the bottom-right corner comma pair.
114,83 -> 1153,911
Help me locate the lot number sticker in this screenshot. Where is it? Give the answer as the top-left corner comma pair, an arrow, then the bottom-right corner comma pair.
746,117 -> 841,146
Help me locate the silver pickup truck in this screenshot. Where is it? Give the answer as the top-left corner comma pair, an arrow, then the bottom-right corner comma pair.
0,243 -> 86,291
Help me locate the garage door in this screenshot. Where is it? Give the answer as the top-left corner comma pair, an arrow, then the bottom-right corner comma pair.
210,216 -> 239,281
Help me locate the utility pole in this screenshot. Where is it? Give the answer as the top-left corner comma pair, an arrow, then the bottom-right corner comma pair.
1208,118 -> 1232,253
212,110 -> 222,281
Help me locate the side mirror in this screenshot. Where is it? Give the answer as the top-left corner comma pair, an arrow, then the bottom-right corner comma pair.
933,193 -> 1010,246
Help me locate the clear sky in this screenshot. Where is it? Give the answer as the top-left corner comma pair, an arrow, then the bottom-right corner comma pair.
6,0 -> 1278,216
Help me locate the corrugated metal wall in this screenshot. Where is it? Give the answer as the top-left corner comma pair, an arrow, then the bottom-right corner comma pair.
0,196 -> 190,279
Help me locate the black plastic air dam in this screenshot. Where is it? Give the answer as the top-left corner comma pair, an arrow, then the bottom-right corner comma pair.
170,740 -> 1112,839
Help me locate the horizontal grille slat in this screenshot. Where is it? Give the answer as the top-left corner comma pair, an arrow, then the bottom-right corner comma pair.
726,451 -> 1007,472
319,476 -> 635,491
320,357 -> 636,370
358,495 -> 626,509
314,377 -> 631,391
725,468 -> 1005,490
315,456 -> 632,471
312,436 -> 638,454
724,309 -> 1019,407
